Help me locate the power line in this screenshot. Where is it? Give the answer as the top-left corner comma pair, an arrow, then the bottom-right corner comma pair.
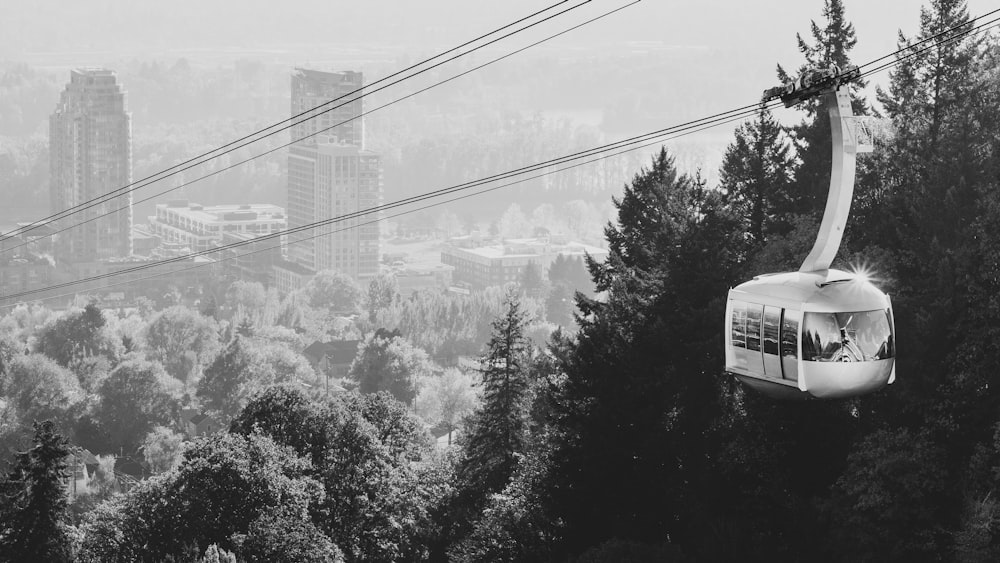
3,105 -> 768,308
0,98 -> 767,304
0,0 -> 590,244
5,7 -> 996,306
858,12 -> 1000,82
2,0 -> 639,258
857,7 -> 1000,75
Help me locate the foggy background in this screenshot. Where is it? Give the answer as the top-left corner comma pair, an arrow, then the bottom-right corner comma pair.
0,0 -> 992,226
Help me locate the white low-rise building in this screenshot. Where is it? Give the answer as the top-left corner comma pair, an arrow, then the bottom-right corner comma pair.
148,201 -> 286,253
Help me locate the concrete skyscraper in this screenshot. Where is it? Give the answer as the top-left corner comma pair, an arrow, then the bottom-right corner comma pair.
50,68 -> 133,262
281,68 -> 381,288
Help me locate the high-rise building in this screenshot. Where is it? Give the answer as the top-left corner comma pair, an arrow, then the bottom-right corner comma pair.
284,69 -> 381,286
50,68 -> 133,262
290,68 -> 364,148
287,142 -> 381,281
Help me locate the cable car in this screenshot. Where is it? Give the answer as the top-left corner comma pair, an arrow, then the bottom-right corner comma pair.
725,67 -> 896,399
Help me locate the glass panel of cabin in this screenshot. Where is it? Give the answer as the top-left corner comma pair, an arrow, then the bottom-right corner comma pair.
762,308 -> 780,355
730,301 -> 747,348
802,309 -> 894,362
742,303 -> 764,376
780,309 -> 800,381
762,306 -> 782,379
745,304 -> 762,352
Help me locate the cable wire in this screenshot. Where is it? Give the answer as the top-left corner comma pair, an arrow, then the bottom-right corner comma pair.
0,0 -> 589,243
0,97 -> 767,303
2,105 -> 769,308
2,0 -> 639,257
858,14 -> 1000,82
6,5 -> 997,306
857,7 -> 1000,74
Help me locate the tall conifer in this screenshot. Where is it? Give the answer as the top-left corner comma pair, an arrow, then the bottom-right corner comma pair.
457,292 -> 533,502
779,0 -> 867,216
544,148 -> 743,557
719,106 -> 796,247
0,421 -> 75,563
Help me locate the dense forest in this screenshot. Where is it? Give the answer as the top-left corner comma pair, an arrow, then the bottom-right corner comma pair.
4,0 -> 1000,561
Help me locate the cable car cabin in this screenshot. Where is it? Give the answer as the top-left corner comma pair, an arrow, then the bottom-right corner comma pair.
725,269 -> 895,400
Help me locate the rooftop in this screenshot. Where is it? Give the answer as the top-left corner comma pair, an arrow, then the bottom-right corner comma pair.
293,68 -> 362,82
156,201 -> 285,223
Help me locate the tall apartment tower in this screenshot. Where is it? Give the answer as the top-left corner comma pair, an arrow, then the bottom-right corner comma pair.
286,69 -> 381,283
50,69 -> 133,262
290,68 -> 364,148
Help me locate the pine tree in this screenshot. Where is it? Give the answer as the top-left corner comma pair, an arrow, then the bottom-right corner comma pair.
719,106 -> 796,247
871,0 -> 988,411
457,292 -> 533,502
543,148 -> 743,557
197,336 -> 257,421
778,0 -> 867,216
518,262 -> 547,299
0,421 -> 75,563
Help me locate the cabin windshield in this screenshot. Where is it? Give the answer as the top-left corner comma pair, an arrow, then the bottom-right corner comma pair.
802,309 -> 894,362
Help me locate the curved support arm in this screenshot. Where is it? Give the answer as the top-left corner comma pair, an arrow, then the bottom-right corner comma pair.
799,86 -> 858,273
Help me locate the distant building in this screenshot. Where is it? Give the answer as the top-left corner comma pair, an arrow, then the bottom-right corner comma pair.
181,408 -> 223,437
0,254 -> 55,298
394,263 -> 455,297
147,201 -> 285,253
220,231 -> 282,286
50,68 -> 132,262
273,259 -> 316,295
286,69 -> 381,286
131,224 -> 160,257
0,222 -> 56,256
441,237 -> 608,290
54,256 -> 220,306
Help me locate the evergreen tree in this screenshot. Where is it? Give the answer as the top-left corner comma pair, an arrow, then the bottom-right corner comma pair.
197,336 -> 266,421
518,262 -> 547,299
543,148 -> 743,558
719,105 -> 796,247
778,0 -> 867,216
0,420 -> 75,563
870,0 -> 988,415
455,292 -> 533,505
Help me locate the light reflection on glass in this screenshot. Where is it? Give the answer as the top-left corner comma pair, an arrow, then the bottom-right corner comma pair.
801,310 -> 894,362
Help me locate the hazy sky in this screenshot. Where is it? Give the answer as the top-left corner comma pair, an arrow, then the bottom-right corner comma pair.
4,1 -> 994,105
3,1 -> 994,61
3,0 -> 995,177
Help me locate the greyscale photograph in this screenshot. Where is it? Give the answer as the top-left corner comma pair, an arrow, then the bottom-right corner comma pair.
0,0 -> 998,561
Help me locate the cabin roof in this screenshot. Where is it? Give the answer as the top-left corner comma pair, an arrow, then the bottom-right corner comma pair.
729,269 -> 891,312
